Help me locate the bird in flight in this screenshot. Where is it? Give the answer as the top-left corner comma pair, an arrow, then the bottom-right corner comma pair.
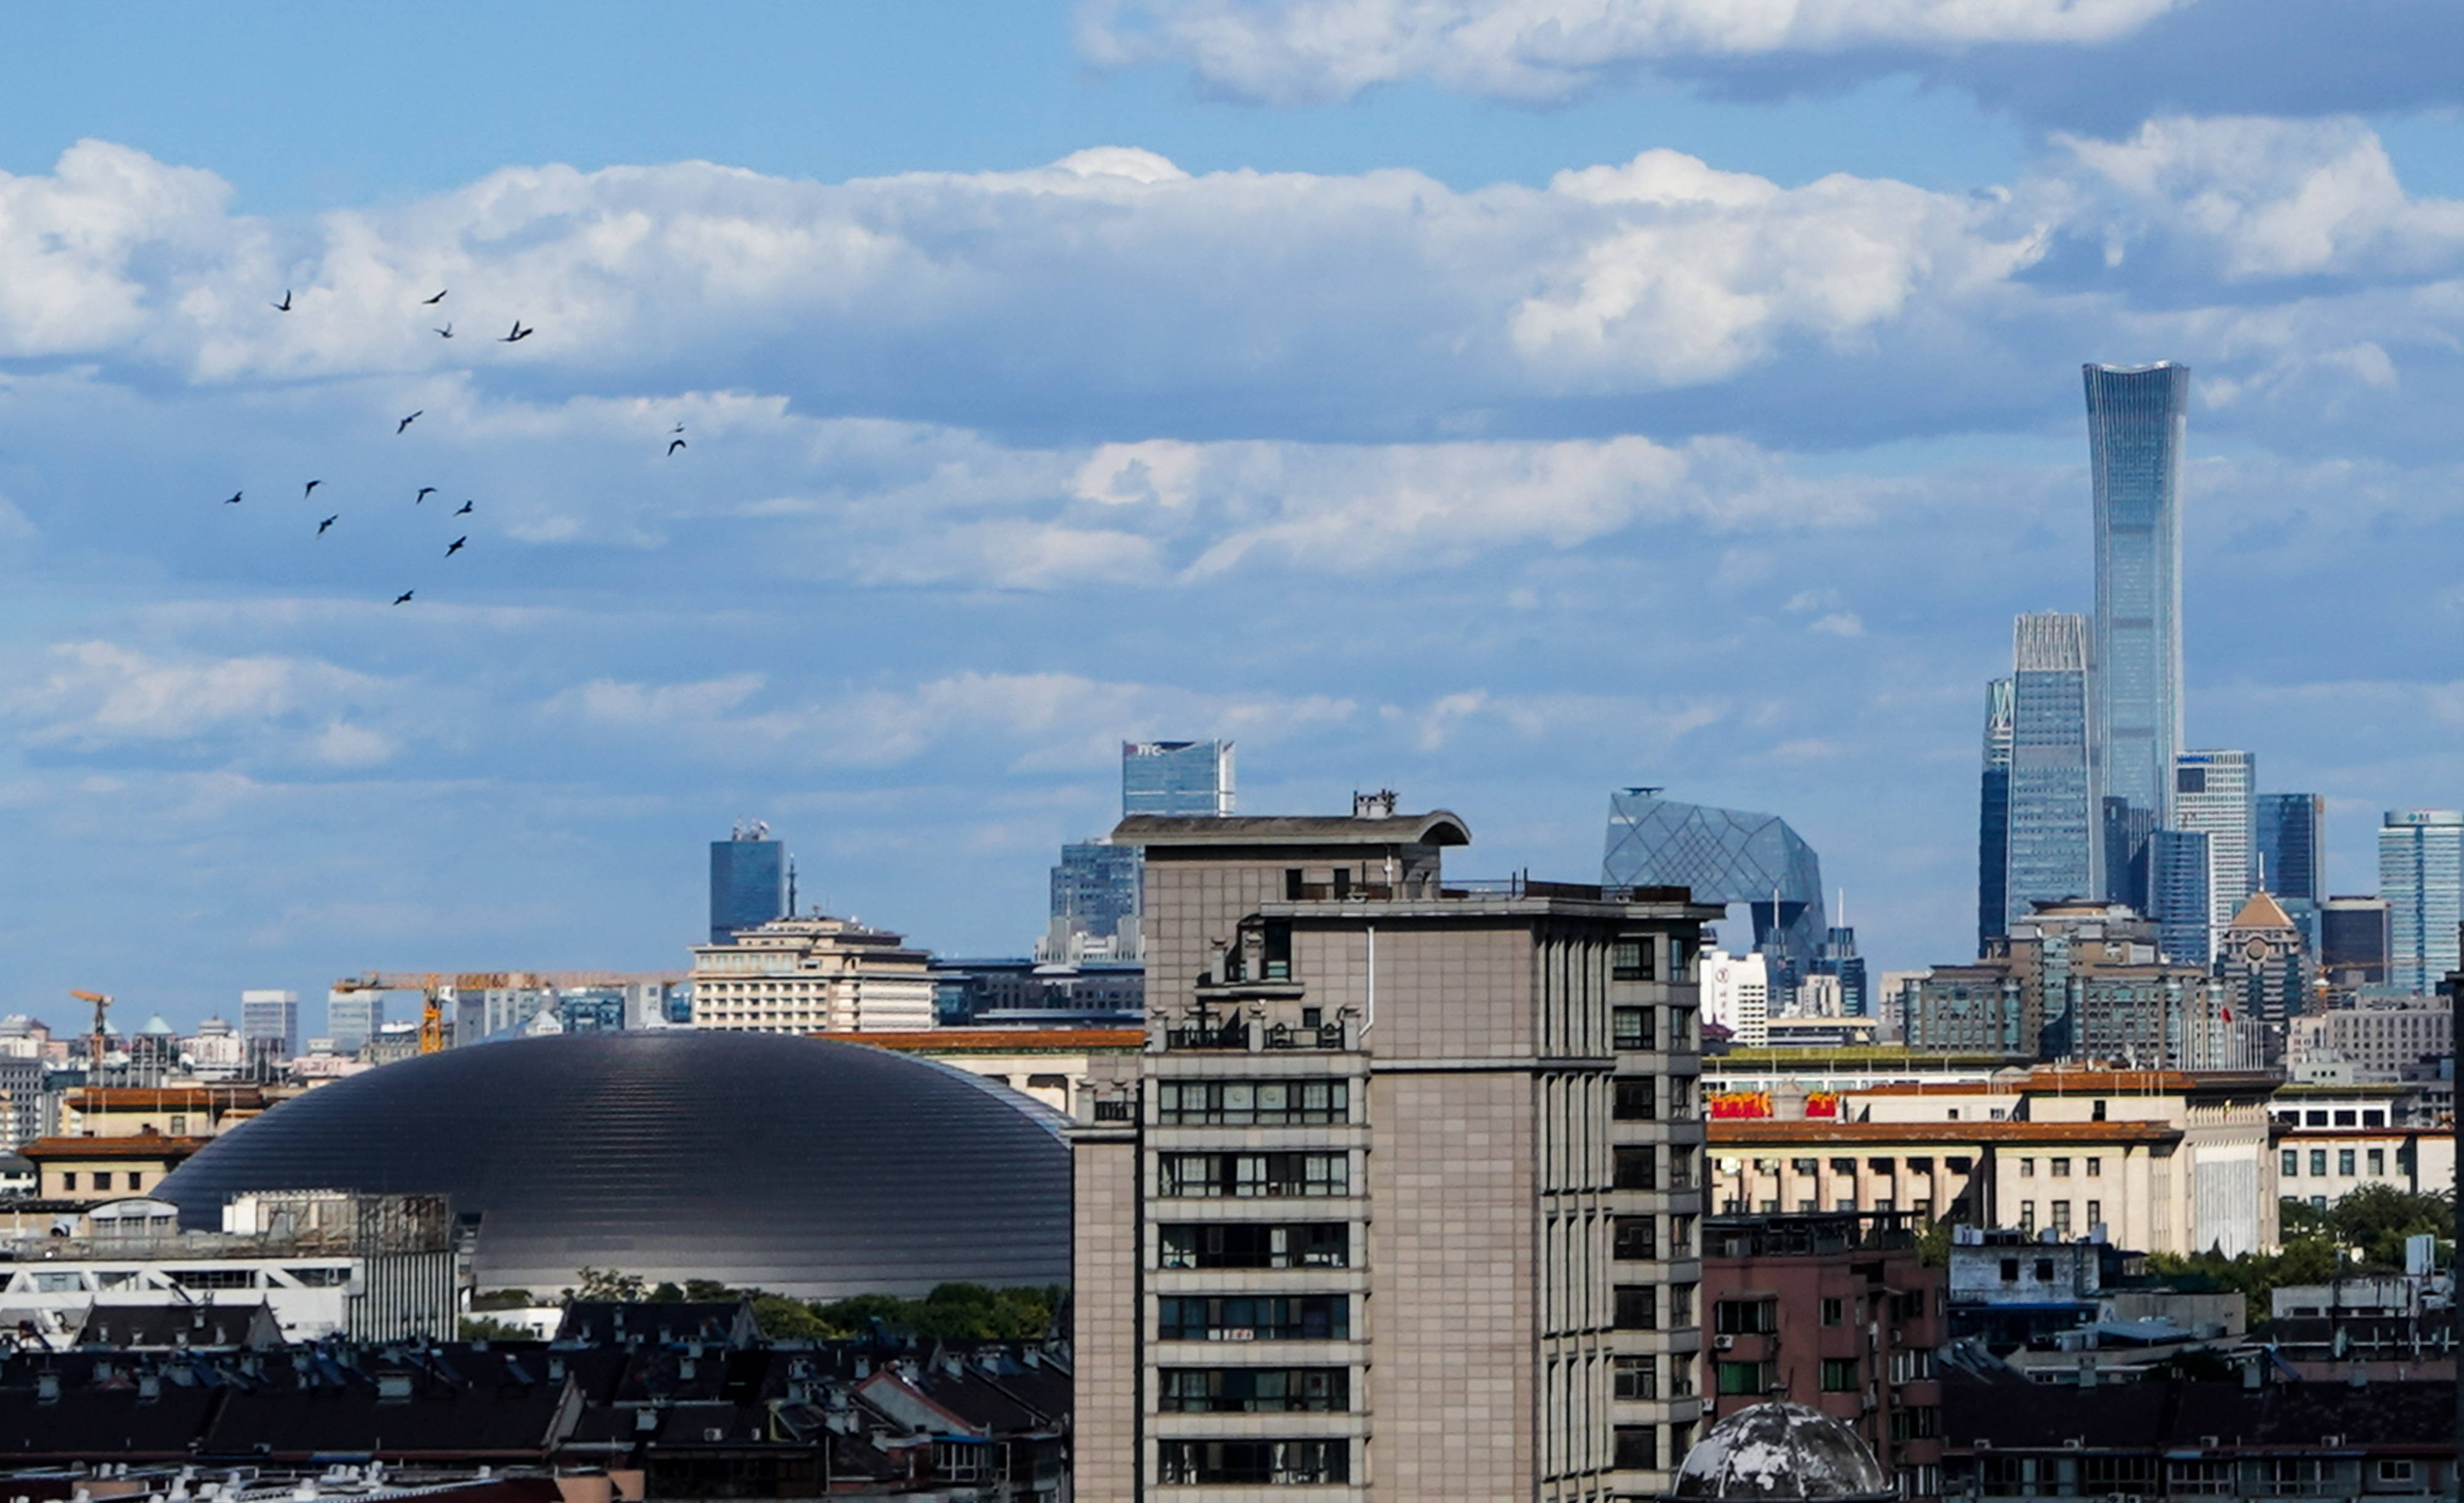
303,480 -> 323,499
671,423 -> 685,434
222,491 -> 242,505
397,410 -> 423,434
454,500 -> 474,516
499,320 -> 534,343
317,514 -> 338,537
416,487 -> 437,504
273,291 -> 293,312
667,438 -> 687,456
423,289 -> 448,305
434,323 -> 453,339
392,589 -> 415,606
446,536 -> 467,556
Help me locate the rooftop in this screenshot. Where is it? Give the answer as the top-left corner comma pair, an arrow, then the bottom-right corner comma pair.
1115,809 -> 1471,848
1711,1120 -> 2181,1146
825,1029 -> 1146,1053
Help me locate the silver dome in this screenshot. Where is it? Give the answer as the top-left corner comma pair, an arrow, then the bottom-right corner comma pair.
157,1031 -> 1069,1299
1672,1403 -> 1895,1502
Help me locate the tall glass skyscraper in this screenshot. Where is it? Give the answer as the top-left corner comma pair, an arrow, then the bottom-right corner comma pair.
2004,613 -> 2100,929
2255,793 -> 2325,900
1121,740 -> 1236,817
2085,362 -> 2189,832
2174,750 -> 2255,946
1977,677 -> 2014,951
2378,809 -> 2463,994
710,822 -> 789,944
2148,828 -> 2213,967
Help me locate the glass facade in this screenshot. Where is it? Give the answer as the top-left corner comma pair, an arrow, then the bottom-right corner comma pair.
1978,677 -> 2013,951
2148,828 -> 2212,968
239,989 -> 299,1058
1122,740 -> 1236,817
325,992 -> 383,1055
2173,750 -> 2255,942
2004,613 -> 2099,928
2320,896 -> 2391,984
1050,840 -> 1142,938
709,831 -> 787,944
2256,793 -> 2325,901
2085,362 -> 2189,832
2379,810 -> 2463,994
1602,792 -> 1825,987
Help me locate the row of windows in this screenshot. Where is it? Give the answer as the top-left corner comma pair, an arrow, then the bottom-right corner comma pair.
2016,1157 -> 2101,1178
1156,1079 -> 1349,1126
1615,1076 -> 1697,1120
1611,1282 -> 1695,1331
1158,1367 -> 1347,1412
1973,1454 -> 2417,1496
1738,1155 -> 1974,1178
1614,1007 -> 1697,1051
1714,1358 -> 1878,1395
2014,1201 -> 2102,1236
1158,1295 -> 1348,1342
2284,1146 -> 2402,1178
57,1170 -> 144,1193
1157,1440 -> 1347,1486
1159,1153 -> 1348,1198
1615,1145 -> 1695,1192
1159,1222 -> 1349,1270
1610,1351 -> 1698,1400
1607,1420 -> 1695,1473
2272,1108 -> 2391,1128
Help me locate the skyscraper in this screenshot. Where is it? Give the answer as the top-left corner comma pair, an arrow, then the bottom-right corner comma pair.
2003,613 -> 2099,928
2173,750 -> 2255,948
2255,793 -> 2325,900
2320,895 -> 2392,987
2378,810 -> 2463,994
709,820 -> 788,945
1602,791 -> 1826,990
1977,677 -> 2014,951
238,989 -> 299,1059
2085,361 -> 2189,833
2147,828 -> 2213,968
1121,740 -> 1235,818
1047,840 -> 1144,961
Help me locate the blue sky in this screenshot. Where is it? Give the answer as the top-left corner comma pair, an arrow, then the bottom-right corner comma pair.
6,1 -> 2464,1028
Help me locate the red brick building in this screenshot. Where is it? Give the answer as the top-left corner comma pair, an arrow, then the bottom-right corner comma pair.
1701,1212 -> 1945,1501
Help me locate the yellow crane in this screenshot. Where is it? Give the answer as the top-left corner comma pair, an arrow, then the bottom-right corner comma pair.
330,970 -> 689,1055
69,989 -> 111,1070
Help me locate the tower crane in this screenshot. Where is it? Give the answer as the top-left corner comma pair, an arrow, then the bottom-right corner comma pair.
68,989 -> 111,1071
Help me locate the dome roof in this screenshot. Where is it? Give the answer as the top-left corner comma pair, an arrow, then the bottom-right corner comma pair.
156,1031 -> 1069,1299
1672,1403 -> 1895,1502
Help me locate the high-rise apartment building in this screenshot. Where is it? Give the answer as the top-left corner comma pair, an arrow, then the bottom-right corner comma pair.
709,822 -> 790,944
2378,811 -> 2464,994
2173,750 -> 2255,949
2084,361 -> 2188,833
1977,679 -> 2013,950
238,990 -> 299,1059
1072,803 -> 1715,1499
2003,614 -> 2099,928
1122,740 -> 1236,818
2320,895 -> 2393,988
2256,794 -> 2325,902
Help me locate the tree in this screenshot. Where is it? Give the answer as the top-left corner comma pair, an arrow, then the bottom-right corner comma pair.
575,1266 -> 647,1303
460,1315 -> 535,1340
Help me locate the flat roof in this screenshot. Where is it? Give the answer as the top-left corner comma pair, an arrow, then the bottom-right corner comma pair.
1712,1120 -> 2181,1146
821,1029 -> 1146,1053
1116,811 -> 1470,848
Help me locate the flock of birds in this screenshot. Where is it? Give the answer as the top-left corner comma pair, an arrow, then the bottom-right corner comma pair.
228,286 -> 687,604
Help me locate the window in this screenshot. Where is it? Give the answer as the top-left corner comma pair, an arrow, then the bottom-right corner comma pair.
2311,1149 -> 2328,1177
1159,1152 -> 1348,1198
1716,1361 -> 1773,1395
1820,1358 -> 1858,1392
1157,1295 -> 1347,1342
2368,1148 -> 2386,1176
1613,939 -> 1656,981
1613,1007 -> 1656,1051
1714,1298 -> 1778,1335
60,1172 -> 76,1192
1669,1283 -> 1695,1326
2252,1458 -> 2335,1495
2050,1201 -> 2072,1236
2380,1461 -> 2416,1483
1160,1223 -> 1349,1269
1821,1297 -> 1845,1326
1947,1156 -> 1972,1175
1898,1465 -> 1943,1500
2282,1149 -> 2299,1177
92,1172 -> 113,1192
1889,1349 -> 1935,1384
2081,1458 -> 2158,1491
1670,1215 -> 1695,1257
2168,1460 -> 2233,1496
1615,1286 -> 1659,1330
1614,1078 -> 1658,1120
2086,1200 -> 2101,1229
1999,1258 -> 2019,1282
1158,1440 -> 1347,1486
2091,1099 -> 2107,1122
1668,1146 -> 1694,1190
2019,1201 -> 2036,1234
2333,1109 -> 2357,1127
2035,1258 -> 2054,1282
2051,1157 -> 2072,1178
1612,1215 -> 1657,1261
2020,1157 -> 2036,1178
1889,1407 -> 1940,1441
1666,1352 -> 1695,1397
1791,1157 -> 1820,1175
1261,921 -> 1292,980
1613,1354 -> 1657,1400
1159,1367 -> 1348,1412
2338,1149 -> 2356,1176
1613,1426 -> 1657,1472
2086,1157 -> 2102,1177
126,1173 -> 141,1192
1614,1146 -> 1658,1191
1156,1080 -> 1348,1127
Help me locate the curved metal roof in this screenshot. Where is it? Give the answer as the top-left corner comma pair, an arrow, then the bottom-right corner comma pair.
156,1031 -> 1069,1299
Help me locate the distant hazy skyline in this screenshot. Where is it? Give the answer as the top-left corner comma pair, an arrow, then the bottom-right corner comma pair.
6,2 -> 2464,1026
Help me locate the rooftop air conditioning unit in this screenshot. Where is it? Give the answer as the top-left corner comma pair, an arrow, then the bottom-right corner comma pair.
1713,1335 -> 1735,1350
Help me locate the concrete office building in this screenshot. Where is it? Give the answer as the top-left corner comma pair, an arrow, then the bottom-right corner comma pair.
1703,949 -> 1772,1047
2378,810 -> 2463,995
689,915 -> 938,1033
710,820 -> 789,944
1072,800 -> 1717,1499
2003,614 -> 2099,930
1122,740 -> 1236,819
238,990 -> 299,1059
2287,999 -> 2453,1084
2174,750 -> 2256,947
2084,362 -> 2189,835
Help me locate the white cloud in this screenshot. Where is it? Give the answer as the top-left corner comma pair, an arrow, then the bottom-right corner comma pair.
1079,0 -> 2187,104
4,641 -> 378,745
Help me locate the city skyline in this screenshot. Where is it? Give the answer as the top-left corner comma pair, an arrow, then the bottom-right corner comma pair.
9,8 -> 2464,1026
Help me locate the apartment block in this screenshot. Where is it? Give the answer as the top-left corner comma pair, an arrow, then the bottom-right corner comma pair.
1071,800 -> 1716,1500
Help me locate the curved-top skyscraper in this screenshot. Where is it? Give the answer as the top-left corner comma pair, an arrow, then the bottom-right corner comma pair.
2083,361 -> 2189,832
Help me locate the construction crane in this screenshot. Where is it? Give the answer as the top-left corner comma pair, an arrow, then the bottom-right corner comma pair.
69,989 -> 111,1072
328,970 -> 686,1055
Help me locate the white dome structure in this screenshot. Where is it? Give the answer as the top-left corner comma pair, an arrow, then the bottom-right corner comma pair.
1671,1403 -> 1895,1503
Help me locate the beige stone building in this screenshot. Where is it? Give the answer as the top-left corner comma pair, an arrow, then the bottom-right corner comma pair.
825,1027 -> 1145,1116
688,915 -> 936,1032
1071,802 -> 1716,1500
